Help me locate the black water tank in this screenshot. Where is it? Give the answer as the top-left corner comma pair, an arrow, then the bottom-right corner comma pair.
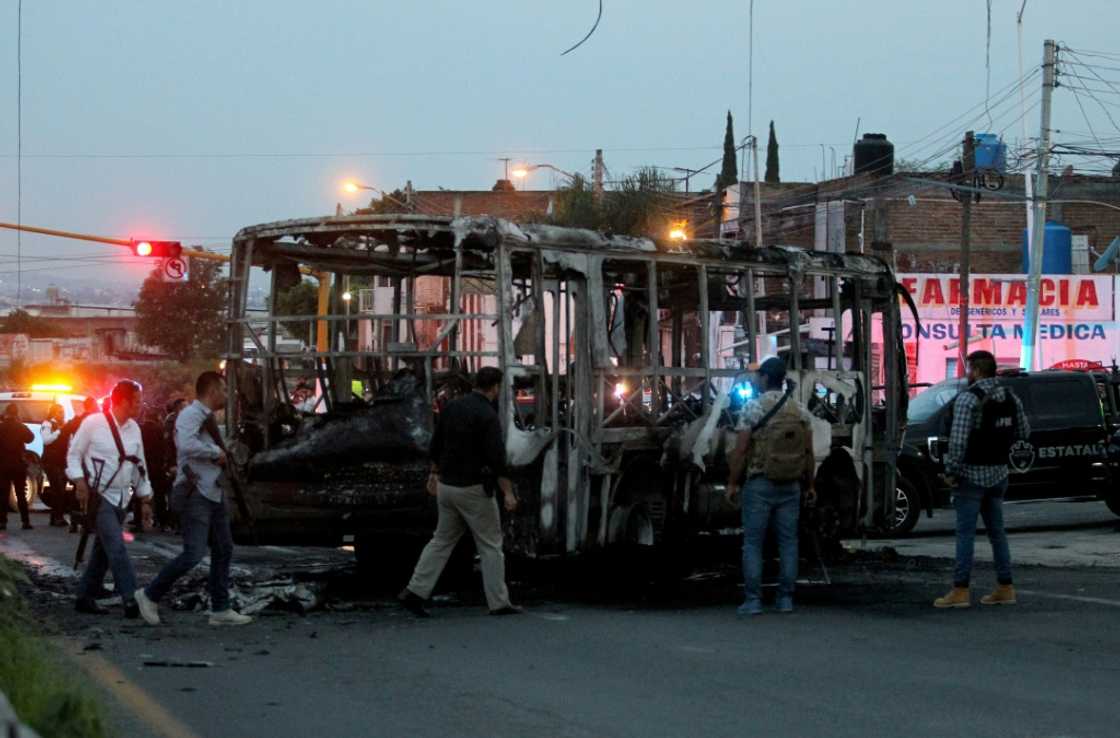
853,133 -> 894,176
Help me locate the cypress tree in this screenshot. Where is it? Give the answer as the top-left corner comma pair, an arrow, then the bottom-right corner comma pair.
717,111 -> 738,190
765,120 -> 780,183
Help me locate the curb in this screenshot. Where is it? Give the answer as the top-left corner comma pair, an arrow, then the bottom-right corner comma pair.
0,691 -> 41,738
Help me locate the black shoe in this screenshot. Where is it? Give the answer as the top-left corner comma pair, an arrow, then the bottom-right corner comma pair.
50,517 -> 67,527
489,605 -> 524,616
0,521 -> 7,531
398,589 -> 430,618
124,602 -> 140,620
75,598 -> 110,615
68,521 -> 79,533
21,522 -> 33,531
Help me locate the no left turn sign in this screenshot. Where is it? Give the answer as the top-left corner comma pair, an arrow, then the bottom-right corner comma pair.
160,256 -> 189,283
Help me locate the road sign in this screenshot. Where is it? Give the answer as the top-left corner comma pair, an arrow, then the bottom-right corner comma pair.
160,256 -> 189,283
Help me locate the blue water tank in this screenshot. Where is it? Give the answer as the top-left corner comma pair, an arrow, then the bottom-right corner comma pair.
974,133 -> 1007,173
1021,221 -> 1072,274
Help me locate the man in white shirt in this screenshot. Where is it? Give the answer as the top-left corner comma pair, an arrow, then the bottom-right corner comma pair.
135,372 -> 252,627
68,380 -> 153,618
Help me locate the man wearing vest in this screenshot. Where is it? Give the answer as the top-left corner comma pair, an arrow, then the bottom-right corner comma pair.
726,357 -> 816,616
934,350 -> 1030,609
68,380 -> 152,618
135,372 -> 252,626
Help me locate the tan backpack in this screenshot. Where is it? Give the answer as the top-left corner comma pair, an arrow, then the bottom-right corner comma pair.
752,393 -> 812,483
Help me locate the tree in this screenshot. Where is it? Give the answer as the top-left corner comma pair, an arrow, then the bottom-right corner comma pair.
716,111 -> 738,191
551,174 -> 599,230
765,120 -> 780,184
273,280 -> 321,343
134,259 -> 227,361
0,310 -> 67,338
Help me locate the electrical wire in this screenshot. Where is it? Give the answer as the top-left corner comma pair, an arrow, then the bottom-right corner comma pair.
560,0 -> 603,56
985,0 -> 994,129
16,0 -> 22,308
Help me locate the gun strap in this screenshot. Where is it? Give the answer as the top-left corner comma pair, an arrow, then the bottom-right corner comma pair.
751,388 -> 793,434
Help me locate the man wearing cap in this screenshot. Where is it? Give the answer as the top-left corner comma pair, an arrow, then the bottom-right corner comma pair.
726,357 -> 816,616
68,380 -> 153,618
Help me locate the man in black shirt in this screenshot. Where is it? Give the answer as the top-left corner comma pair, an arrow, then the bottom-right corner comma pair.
399,367 -> 520,617
0,405 -> 34,530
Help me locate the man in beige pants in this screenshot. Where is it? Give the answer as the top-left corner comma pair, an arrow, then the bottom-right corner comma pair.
399,367 -> 521,617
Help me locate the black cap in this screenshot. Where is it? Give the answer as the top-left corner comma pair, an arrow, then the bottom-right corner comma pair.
758,357 -> 787,383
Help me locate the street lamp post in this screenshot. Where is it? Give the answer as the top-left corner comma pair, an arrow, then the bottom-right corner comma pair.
341,181 -> 409,209
511,163 -> 579,187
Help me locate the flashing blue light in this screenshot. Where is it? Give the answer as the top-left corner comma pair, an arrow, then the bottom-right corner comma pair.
734,383 -> 754,400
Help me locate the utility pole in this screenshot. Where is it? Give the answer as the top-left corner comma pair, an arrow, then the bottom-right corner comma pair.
751,136 -> 763,247
1022,39 -> 1057,372
592,149 -> 605,203
957,131 -> 976,377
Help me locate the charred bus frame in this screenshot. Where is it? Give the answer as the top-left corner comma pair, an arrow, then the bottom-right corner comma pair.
224,214 -> 908,556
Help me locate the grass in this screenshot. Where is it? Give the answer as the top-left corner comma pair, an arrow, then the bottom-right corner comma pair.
0,555 -> 106,738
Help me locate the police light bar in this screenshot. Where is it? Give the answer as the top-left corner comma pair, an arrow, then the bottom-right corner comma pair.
129,239 -> 182,259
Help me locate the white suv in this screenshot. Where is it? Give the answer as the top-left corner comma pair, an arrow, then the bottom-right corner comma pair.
0,388 -> 90,511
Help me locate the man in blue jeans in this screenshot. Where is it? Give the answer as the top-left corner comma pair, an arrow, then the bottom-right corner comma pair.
726,358 -> 816,616
134,371 -> 252,627
934,350 -> 1030,609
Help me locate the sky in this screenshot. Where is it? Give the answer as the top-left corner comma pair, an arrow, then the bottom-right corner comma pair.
1,0 -> 1118,288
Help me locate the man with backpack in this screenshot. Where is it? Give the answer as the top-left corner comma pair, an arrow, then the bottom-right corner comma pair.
934,350 -> 1030,609
68,380 -> 153,618
726,357 -> 816,616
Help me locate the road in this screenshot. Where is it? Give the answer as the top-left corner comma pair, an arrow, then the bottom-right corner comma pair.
3,500 -> 1120,738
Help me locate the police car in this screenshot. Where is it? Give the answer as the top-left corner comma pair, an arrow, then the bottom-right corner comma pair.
0,386 -> 90,511
894,369 -> 1115,534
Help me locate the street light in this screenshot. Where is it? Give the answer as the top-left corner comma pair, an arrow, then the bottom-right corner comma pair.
340,180 -> 409,209
511,163 -> 578,184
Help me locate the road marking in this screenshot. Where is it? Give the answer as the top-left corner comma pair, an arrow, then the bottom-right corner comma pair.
55,638 -> 205,738
1018,589 -> 1120,608
0,536 -> 77,579
532,612 -> 570,621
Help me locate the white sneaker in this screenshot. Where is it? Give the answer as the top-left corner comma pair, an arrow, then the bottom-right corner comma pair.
134,590 -> 161,626
208,609 -> 253,626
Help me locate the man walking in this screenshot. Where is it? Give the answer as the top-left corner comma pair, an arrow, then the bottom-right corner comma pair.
399,367 -> 521,617
135,372 -> 252,627
726,357 -> 816,616
934,350 -> 1029,609
69,380 -> 153,618
0,405 -> 34,531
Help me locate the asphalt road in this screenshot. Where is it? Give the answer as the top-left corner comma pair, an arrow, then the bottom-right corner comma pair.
4,501 -> 1120,738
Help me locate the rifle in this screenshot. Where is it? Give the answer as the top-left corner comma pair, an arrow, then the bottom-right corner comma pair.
202,414 -> 257,544
73,460 -> 104,570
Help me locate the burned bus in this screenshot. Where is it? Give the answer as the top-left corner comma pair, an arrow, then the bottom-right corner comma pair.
222,214 -> 909,562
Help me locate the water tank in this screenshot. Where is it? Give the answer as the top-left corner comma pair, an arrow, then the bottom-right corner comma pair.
853,133 -> 894,176
1021,221 -> 1072,274
974,133 -> 1007,173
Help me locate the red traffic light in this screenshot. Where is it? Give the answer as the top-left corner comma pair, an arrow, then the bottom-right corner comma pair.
129,239 -> 182,259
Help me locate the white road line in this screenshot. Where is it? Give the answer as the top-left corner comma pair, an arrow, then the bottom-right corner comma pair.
0,536 -> 77,579
1018,589 -> 1120,608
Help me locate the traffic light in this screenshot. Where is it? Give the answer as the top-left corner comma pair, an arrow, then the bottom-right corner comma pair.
130,239 -> 182,258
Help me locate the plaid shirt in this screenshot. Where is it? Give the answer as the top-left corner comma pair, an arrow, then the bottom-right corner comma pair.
944,377 -> 1030,488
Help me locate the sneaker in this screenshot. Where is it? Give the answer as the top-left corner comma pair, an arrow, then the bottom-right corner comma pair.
398,589 -> 431,618
737,599 -> 764,617
776,595 -> 795,614
933,586 -> 971,609
208,609 -> 253,626
980,584 -> 1017,606
134,590 -> 161,626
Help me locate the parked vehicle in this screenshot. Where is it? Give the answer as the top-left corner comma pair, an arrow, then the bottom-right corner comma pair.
894,369 -> 1115,534
0,387 -> 89,511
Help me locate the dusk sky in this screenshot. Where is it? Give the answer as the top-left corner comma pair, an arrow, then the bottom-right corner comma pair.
1,0 -> 1117,286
